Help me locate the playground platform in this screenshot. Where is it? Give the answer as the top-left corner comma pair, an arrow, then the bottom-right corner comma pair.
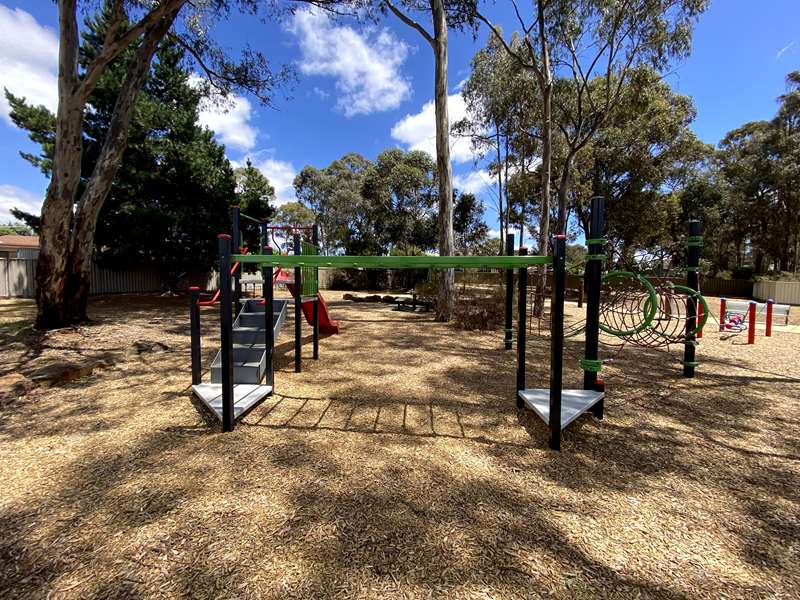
191,383 -> 273,421
518,389 -> 605,428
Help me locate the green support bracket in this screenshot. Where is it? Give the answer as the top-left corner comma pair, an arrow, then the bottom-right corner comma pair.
580,358 -> 603,372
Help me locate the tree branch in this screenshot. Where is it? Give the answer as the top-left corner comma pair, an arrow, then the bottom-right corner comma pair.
384,0 -> 434,48
79,0 -> 187,102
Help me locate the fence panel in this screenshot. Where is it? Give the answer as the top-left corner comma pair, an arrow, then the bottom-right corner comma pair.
88,263 -> 162,295
1,258 -> 176,298
754,280 -> 800,305
700,277 -> 753,298
1,258 -> 36,297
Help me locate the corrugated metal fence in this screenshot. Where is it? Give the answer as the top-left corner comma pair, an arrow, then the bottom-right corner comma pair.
753,280 -> 800,306
1,258 -> 163,298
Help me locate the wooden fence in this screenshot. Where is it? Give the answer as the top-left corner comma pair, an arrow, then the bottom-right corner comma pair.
1,258 -> 164,298
753,280 -> 800,306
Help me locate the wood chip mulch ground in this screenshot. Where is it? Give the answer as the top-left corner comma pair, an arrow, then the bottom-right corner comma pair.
0,292 -> 798,599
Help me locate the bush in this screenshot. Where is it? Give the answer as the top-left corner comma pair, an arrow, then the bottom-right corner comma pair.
452,284 -> 508,331
329,268 -> 429,292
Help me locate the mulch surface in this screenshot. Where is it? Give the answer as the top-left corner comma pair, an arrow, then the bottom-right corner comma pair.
0,292 -> 798,599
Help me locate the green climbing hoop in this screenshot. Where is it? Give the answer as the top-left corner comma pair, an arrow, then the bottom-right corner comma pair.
598,271 -> 659,337
666,283 -> 709,335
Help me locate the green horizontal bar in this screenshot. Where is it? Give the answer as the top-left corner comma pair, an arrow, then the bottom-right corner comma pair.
232,254 -> 553,269
240,212 -> 262,224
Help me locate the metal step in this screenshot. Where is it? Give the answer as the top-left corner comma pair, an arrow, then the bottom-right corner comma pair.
208,299 -> 288,385
239,312 -> 282,328
211,347 -> 264,384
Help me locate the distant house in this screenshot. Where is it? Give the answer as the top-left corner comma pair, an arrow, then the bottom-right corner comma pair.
0,235 -> 40,259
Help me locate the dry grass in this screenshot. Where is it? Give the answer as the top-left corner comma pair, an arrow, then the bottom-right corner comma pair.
0,292 -> 798,599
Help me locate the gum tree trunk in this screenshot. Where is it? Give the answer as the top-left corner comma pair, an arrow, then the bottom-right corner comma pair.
35,0 -> 180,328
432,0 -> 454,321
64,12 -> 177,320
36,0 -> 83,329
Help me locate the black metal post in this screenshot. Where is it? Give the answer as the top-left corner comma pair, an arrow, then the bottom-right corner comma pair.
505,233 -> 515,350
189,286 -> 201,385
218,234 -> 234,432
683,220 -> 702,378
584,196 -> 605,419
294,232 -> 302,373
516,247 -> 528,407
263,246 -> 274,389
312,224 -> 320,359
232,206 -> 242,317
549,235 -> 567,451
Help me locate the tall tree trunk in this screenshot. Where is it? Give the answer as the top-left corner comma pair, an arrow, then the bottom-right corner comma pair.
532,0 -> 553,318
536,0 -> 553,256
63,11 -> 177,321
36,0 -> 83,329
495,124 -> 504,249
556,153 -> 575,234
432,0 -> 454,321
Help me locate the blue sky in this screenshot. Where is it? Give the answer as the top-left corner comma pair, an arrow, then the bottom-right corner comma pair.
0,0 -> 798,235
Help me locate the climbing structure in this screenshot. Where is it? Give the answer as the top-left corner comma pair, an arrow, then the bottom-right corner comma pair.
188,208 -> 338,430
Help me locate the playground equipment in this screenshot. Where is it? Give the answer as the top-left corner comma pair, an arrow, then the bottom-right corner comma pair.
189,207 -> 338,427
187,197 -> 713,450
718,298 -> 788,343
193,221 -> 595,449
528,206 -> 708,376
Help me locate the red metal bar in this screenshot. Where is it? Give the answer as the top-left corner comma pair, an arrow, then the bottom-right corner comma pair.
747,301 -> 756,345
719,298 -> 726,332
766,299 -> 773,337
197,261 -> 242,306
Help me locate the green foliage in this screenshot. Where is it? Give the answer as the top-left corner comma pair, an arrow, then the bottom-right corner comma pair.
453,193 -> 489,254
714,70 -> 800,273
7,10 -> 236,286
565,244 -> 587,266
294,149 -> 442,255
0,224 -> 33,236
274,202 -> 315,226
235,159 -> 275,252
235,160 -> 275,219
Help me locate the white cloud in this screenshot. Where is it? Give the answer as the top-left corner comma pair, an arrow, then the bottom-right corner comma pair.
0,5 -> 59,123
287,10 -> 411,117
391,94 -> 474,164
776,41 -> 795,60
0,185 -> 43,222
197,92 -> 258,153
454,169 -> 494,195
234,153 -> 297,206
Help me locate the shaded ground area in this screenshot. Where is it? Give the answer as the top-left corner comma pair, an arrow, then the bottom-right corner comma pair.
0,292 -> 798,599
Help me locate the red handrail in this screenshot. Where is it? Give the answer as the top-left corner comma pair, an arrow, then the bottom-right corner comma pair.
197,248 -> 248,307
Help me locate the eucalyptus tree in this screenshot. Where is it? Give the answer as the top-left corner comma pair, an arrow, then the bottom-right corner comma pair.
455,31 -> 538,248
717,72 -> 800,273
474,0 -> 708,242
381,0 -> 477,320
27,0 -> 333,329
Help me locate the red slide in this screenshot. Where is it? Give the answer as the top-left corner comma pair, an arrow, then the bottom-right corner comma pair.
286,283 -> 340,334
